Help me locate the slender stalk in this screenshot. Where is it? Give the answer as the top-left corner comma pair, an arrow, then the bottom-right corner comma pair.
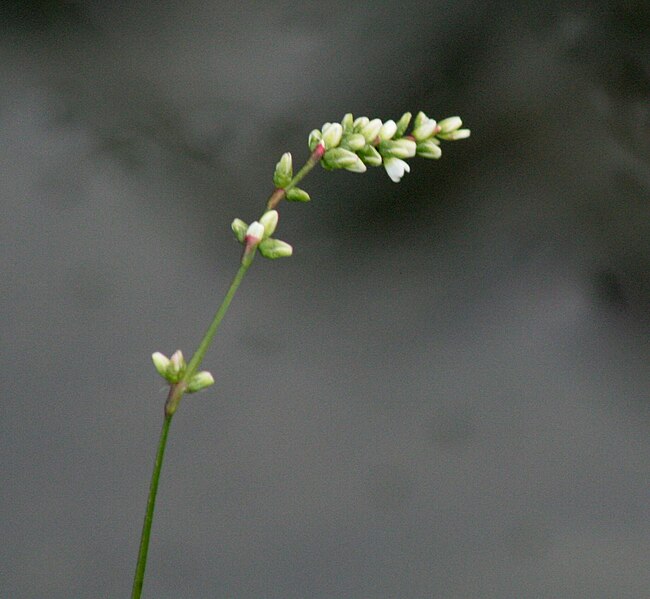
184,259 -> 252,382
131,260 -> 252,597
132,149 -> 319,597
131,412 -> 173,599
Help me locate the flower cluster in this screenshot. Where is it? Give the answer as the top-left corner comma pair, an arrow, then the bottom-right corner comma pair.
308,112 -> 470,183
151,350 -> 215,392
231,209 -> 293,260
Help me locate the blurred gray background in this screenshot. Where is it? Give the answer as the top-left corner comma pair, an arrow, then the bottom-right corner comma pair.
1,1 -> 649,598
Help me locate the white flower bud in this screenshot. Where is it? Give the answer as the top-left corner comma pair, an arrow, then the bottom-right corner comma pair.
259,210 -> 278,238
378,120 -> 397,141
411,116 -> 437,141
383,157 -> 411,183
360,118 -> 382,142
231,218 -> 248,243
322,147 -> 363,170
394,112 -> 412,138
416,139 -> 442,159
345,133 -> 366,151
168,350 -> 186,381
308,129 -> 322,151
437,128 -> 471,141
285,187 -> 310,202
341,113 -> 354,132
357,145 -> 383,166
437,116 -> 463,133
152,352 -> 171,377
273,152 -> 293,188
322,122 -> 343,149
187,371 -> 215,393
412,111 -> 427,129
344,155 -> 367,173
352,116 -> 369,131
379,138 -> 417,159
245,221 -> 265,244
258,238 -> 294,259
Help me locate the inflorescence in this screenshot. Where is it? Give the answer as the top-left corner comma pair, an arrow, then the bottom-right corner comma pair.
154,111 -> 469,391
311,111 -> 469,182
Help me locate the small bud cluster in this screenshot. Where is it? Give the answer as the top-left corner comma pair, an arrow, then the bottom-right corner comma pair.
231,209 -> 293,260
272,152 -> 311,202
152,350 -> 215,393
308,112 -> 470,183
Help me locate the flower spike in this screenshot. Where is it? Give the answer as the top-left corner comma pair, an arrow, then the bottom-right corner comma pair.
299,111 -> 467,185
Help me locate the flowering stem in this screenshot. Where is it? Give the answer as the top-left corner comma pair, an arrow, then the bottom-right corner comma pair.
131,145 -> 323,593
267,145 -> 325,210
133,146 -> 324,594
131,411 -> 173,599
132,257 -> 253,597
132,110 -> 470,596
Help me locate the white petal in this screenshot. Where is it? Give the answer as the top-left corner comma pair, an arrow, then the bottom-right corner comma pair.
246,221 -> 265,242
384,157 -> 409,183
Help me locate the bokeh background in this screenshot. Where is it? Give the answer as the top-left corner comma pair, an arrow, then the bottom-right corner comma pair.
1,1 -> 649,598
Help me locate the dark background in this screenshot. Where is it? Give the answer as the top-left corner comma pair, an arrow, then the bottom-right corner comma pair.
1,1 -> 649,598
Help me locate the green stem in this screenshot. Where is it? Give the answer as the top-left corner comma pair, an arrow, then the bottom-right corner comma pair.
132,147 -> 320,597
131,412 -> 173,599
184,259 -> 252,382
131,258 -> 252,597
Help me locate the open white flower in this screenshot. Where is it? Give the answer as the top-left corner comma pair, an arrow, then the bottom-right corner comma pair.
383,157 -> 410,183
